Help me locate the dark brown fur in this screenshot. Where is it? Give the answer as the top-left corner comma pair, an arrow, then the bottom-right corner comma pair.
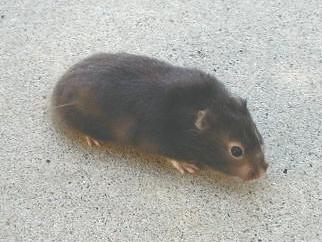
52,53 -> 268,180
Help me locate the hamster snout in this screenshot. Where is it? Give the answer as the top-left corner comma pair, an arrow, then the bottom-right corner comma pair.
253,153 -> 269,179
235,159 -> 268,181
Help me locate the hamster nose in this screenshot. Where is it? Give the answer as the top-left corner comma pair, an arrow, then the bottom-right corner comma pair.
256,161 -> 268,179
255,155 -> 268,170
257,168 -> 267,179
261,161 -> 269,171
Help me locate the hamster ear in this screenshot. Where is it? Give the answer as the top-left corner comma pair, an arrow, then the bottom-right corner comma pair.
195,109 -> 208,130
234,96 -> 248,111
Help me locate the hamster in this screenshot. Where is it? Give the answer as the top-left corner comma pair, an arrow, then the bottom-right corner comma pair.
52,52 -> 268,181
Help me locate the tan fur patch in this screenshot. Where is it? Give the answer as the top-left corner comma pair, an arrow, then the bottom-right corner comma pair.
76,86 -> 102,116
238,163 -> 252,178
138,138 -> 159,153
110,116 -> 135,142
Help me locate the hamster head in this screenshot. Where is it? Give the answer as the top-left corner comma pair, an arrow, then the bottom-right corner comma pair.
194,96 -> 268,181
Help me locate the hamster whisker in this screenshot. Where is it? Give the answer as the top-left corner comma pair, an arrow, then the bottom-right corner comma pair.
53,102 -> 77,109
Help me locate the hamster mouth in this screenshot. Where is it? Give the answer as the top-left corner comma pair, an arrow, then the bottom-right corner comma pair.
233,163 -> 268,181
243,169 -> 266,181
246,164 -> 269,181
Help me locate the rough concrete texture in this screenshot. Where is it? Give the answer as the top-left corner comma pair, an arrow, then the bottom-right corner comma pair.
1,0 -> 321,241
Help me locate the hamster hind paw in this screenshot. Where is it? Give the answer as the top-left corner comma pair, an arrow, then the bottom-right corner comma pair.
168,159 -> 199,174
85,136 -> 103,147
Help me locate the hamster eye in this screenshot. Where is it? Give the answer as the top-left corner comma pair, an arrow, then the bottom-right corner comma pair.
231,146 -> 243,157
228,142 -> 244,160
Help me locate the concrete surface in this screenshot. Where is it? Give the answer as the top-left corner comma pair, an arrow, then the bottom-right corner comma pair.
1,0 -> 321,241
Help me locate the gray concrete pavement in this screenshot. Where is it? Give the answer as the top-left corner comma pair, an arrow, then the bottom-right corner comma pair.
1,0 -> 321,241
